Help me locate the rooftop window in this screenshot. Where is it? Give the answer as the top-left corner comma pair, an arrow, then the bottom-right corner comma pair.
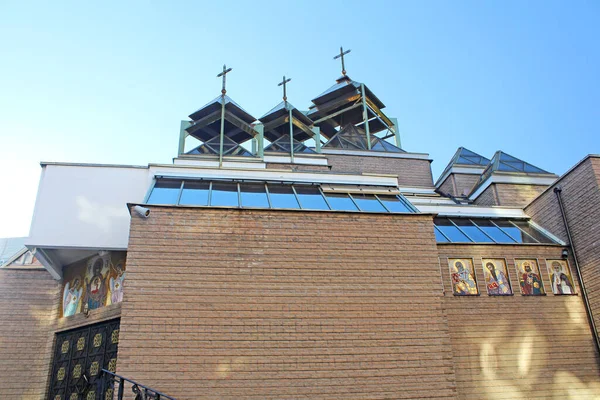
146,178 -> 416,214
434,218 -> 557,244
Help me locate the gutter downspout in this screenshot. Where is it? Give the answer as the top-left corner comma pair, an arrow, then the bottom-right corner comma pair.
554,186 -> 600,358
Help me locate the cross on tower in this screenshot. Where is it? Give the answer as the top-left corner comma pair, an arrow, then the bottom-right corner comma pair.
333,46 -> 351,76
278,75 -> 292,102
217,64 -> 232,95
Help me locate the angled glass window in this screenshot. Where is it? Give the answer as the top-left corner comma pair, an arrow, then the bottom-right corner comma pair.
434,226 -> 450,243
471,220 -> 516,243
147,180 -> 181,204
493,220 -> 537,243
377,195 -> 412,213
145,179 -> 417,215
434,218 -> 559,244
510,220 -> 554,244
267,184 -> 300,209
435,218 -> 472,242
351,194 -> 387,212
179,181 -> 210,206
210,182 -> 239,207
240,183 -> 269,208
451,219 -> 494,243
324,193 -> 358,211
294,186 -> 330,210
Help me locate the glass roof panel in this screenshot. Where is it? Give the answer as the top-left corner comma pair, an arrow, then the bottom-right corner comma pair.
450,219 -> 494,243
179,181 -> 210,206
434,218 -> 472,242
523,164 -> 548,174
370,137 -> 404,153
351,194 -> 387,212
510,220 -> 554,243
147,180 -> 181,204
240,183 -> 269,208
377,195 -> 412,213
457,156 -> 479,165
497,162 -> 522,172
434,226 -> 450,243
210,182 -> 239,207
324,193 -> 358,211
471,220 -> 516,243
267,184 -> 300,209
294,186 -> 330,210
493,220 -> 537,243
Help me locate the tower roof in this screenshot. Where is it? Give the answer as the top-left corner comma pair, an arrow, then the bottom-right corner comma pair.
259,101 -> 315,142
186,95 -> 257,144
437,146 -> 490,179
188,95 -> 254,123
307,75 -> 390,138
485,151 -> 552,175
468,150 -> 557,197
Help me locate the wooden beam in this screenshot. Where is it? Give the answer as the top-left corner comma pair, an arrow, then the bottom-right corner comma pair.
185,109 -> 222,133
309,93 -> 361,118
224,110 -> 258,137
311,102 -> 362,125
365,97 -> 393,128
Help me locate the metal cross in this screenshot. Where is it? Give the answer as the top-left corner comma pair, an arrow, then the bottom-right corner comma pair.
333,46 -> 351,75
217,64 -> 232,95
278,75 -> 292,102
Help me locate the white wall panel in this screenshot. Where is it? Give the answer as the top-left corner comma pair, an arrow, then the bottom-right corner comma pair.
27,164 -> 150,249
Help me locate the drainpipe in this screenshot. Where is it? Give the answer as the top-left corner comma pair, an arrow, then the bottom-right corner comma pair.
554,186 -> 600,357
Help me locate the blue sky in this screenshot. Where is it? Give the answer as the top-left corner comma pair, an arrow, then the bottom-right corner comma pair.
0,0 -> 598,236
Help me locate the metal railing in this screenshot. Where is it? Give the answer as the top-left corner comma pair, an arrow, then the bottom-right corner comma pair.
100,369 -> 177,400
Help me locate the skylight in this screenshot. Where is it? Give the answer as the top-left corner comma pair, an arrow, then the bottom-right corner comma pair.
434,218 -> 557,244
146,179 -> 416,214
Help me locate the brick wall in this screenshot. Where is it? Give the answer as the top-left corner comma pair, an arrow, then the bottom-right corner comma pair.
453,174 -> 480,197
120,207 -> 457,399
474,183 -> 548,207
438,174 -> 480,198
495,183 -> 549,207
0,268 -> 60,399
265,163 -> 330,172
439,244 -> 600,399
325,153 -> 434,188
526,156 -> 600,341
473,185 -> 498,206
437,176 -> 456,197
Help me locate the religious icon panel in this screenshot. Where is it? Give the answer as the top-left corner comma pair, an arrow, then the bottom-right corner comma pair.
448,258 -> 478,295
546,259 -> 576,295
61,251 -> 127,318
515,258 -> 545,295
482,258 -> 512,295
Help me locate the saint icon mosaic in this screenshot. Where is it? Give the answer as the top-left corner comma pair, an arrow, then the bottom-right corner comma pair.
448,257 -> 576,296
61,251 -> 127,317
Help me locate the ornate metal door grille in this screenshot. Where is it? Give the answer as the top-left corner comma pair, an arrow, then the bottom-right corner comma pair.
49,319 -> 120,400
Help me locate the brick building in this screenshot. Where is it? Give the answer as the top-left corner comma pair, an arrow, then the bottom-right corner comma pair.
1,64 -> 599,400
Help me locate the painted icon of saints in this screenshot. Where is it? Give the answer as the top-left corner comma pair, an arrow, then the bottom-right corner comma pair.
516,259 -> 545,295
63,276 -> 83,317
109,261 -> 126,304
482,259 -> 512,295
449,258 -> 478,295
84,256 -> 108,310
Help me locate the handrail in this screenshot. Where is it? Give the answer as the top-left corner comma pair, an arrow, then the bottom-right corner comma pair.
101,369 -> 177,400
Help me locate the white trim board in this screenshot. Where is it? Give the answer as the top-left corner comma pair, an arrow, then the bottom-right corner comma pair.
415,204 -> 527,219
